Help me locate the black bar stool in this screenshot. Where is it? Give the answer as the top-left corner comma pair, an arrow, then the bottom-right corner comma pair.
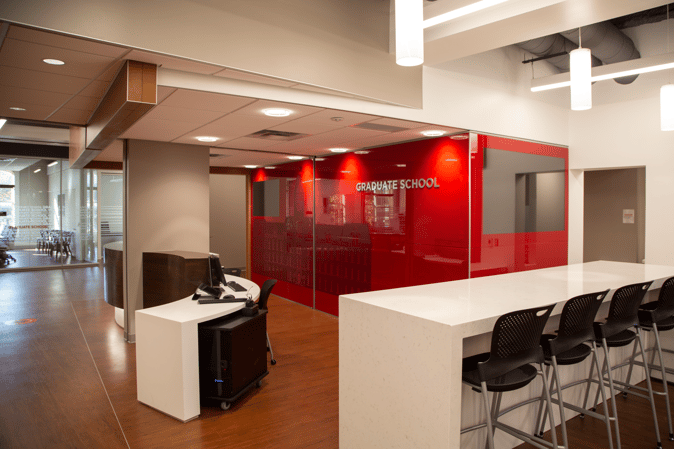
624,276 -> 674,442
582,281 -> 661,449
534,290 -> 614,449
461,303 -> 559,449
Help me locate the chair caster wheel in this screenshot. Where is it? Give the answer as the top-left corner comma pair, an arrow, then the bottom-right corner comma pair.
669,433 -> 673,441
271,359 -> 277,365
579,413 -> 585,419
220,402 -> 230,410
590,407 -> 596,412
622,392 -> 628,398
256,380 -> 262,387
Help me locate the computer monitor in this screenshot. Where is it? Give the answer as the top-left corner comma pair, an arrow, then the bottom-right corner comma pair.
208,253 -> 227,288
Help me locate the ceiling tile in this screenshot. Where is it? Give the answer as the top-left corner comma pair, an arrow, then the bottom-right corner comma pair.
189,113 -> 286,140
0,84 -> 71,108
234,99 -> 322,119
208,148 -> 294,168
0,101 -> 55,121
120,118 -> 200,141
0,65 -> 90,95
46,108 -> 91,125
213,69 -> 298,87
77,79 -> 109,98
0,38 -> 116,79
140,105 -> 226,124
368,118 -> 428,129
159,89 -> 256,112
96,59 -> 128,82
269,121 -> 341,135
216,137 -> 280,150
295,109 -> 380,127
8,25 -> 129,59
62,95 -> 100,112
125,49 -> 222,75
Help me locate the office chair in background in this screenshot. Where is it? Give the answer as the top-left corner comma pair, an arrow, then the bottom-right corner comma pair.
259,279 -> 278,365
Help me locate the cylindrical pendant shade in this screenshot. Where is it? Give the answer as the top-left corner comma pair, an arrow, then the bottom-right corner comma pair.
661,84 -> 674,131
395,0 -> 423,66
570,48 -> 592,111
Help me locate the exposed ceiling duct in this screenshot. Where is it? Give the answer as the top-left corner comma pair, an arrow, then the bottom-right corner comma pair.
517,21 -> 641,85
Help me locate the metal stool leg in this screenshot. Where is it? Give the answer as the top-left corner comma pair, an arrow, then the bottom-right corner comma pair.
652,323 -> 674,440
600,339 -> 623,449
480,381 -> 496,449
266,332 -> 276,365
636,328 -> 664,449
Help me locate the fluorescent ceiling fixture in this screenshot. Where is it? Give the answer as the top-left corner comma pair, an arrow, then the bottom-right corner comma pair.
263,108 -> 292,117
9,107 -> 26,111
354,150 -> 370,155
34,168 -> 41,173
450,134 -> 469,140
43,58 -> 65,65
243,165 -> 257,169
341,171 -> 351,174
570,47 -> 592,111
395,0 -> 423,66
329,148 -> 348,153
314,158 -> 326,161
287,155 -> 304,160
662,84 -> 674,131
0,119 -> 6,130
48,161 -> 59,167
423,0 -> 509,29
532,52 -> 674,92
196,136 -> 219,142
264,166 -> 277,169
396,164 -> 406,167
421,130 -> 445,137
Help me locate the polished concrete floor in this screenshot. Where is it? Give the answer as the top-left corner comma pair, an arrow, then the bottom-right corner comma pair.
1,248 -> 92,270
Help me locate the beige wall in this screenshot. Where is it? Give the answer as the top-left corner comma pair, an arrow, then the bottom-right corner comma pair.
209,174 -> 247,274
124,140 -> 209,339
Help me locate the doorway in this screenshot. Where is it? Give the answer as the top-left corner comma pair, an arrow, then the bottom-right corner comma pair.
583,168 -> 645,263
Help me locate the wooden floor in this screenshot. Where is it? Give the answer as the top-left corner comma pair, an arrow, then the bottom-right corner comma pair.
4,267 -> 674,448
0,267 -> 338,449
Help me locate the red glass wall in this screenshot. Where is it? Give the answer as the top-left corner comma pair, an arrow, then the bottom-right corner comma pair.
470,134 -> 568,277
251,160 -> 314,308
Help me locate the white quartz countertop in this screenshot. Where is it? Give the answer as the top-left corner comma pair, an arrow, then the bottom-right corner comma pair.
340,261 -> 674,336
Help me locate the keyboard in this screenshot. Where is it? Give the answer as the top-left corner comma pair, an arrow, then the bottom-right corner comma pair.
198,296 -> 246,304
227,281 -> 247,292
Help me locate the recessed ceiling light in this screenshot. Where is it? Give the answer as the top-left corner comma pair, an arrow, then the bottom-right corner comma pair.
421,130 -> 445,137
9,107 -> 26,111
264,166 -> 277,169
43,58 -> 65,65
34,168 -> 41,173
196,136 -> 219,142
287,155 -> 304,160
244,165 -> 257,169
354,150 -> 370,155
329,148 -> 348,153
263,108 -> 292,117
450,134 -> 469,140
48,161 -> 59,167
396,164 -> 407,168
315,158 -> 326,161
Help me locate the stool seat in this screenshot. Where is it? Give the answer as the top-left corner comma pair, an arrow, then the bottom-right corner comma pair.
463,353 -> 538,392
639,314 -> 674,331
541,334 -> 591,365
603,329 -> 636,347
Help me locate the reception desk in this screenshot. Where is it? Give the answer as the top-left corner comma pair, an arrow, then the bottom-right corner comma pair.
339,261 -> 674,449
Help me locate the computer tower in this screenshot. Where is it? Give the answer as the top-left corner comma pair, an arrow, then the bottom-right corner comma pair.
198,310 -> 268,405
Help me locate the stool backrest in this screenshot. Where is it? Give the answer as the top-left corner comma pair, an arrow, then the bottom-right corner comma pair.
258,279 -> 277,311
478,303 -> 555,382
549,290 -> 609,356
598,281 -> 652,339
651,277 -> 674,323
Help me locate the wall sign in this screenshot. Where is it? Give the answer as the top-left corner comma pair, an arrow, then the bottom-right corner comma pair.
356,178 -> 440,192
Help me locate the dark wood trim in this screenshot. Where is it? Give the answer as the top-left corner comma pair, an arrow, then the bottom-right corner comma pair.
84,161 -> 123,170
0,141 -> 69,158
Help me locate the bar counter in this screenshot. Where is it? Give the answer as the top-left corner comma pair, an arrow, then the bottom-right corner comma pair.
339,261 -> 674,449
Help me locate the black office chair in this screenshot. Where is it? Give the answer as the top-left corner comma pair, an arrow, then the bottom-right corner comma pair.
259,279 -> 278,365
624,276 -> 674,442
534,290 -> 614,449
461,303 -> 559,449
582,281 -> 662,449
223,267 -> 242,277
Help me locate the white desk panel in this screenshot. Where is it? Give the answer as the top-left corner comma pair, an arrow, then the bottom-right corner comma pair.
136,276 -> 260,422
339,261 -> 674,449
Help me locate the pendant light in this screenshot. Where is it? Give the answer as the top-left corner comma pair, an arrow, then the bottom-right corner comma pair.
395,0 -> 423,66
662,6 -> 674,131
570,28 -> 592,110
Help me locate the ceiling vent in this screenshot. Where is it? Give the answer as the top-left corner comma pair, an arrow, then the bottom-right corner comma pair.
247,130 -> 308,141
351,122 -> 408,133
